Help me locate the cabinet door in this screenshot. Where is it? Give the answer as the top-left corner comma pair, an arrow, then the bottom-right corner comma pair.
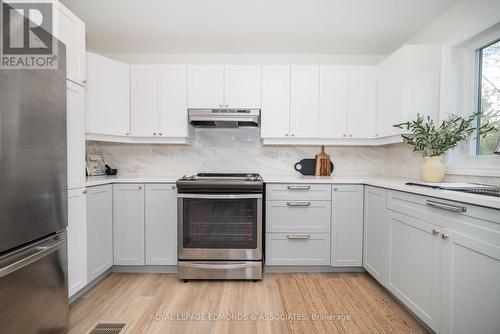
130,65 -> 159,136
67,188 -> 87,297
318,66 -> 349,138
347,66 -> 378,138
87,185 -> 113,281
53,2 -> 86,85
363,186 -> 388,284
441,230 -> 500,334
113,184 -> 145,265
387,211 -> 441,331
290,66 -> 320,138
86,52 -> 130,136
66,80 -> 86,190
224,65 -> 261,108
158,65 -> 188,137
187,65 -> 224,108
261,66 -> 290,138
331,185 -> 363,267
145,184 -> 177,265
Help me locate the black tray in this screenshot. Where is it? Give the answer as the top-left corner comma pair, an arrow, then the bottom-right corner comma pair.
294,158 -> 334,175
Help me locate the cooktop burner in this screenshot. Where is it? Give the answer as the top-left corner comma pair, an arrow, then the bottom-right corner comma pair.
177,173 -> 263,193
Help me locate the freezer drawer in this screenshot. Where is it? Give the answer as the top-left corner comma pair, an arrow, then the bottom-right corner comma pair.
0,232 -> 68,334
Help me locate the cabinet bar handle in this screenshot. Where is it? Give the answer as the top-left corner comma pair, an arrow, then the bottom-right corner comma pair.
425,200 -> 466,213
287,234 -> 310,240
287,185 -> 311,190
286,202 -> 311,207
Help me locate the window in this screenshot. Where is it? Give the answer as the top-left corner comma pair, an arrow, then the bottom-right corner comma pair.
476,39 -> 500,155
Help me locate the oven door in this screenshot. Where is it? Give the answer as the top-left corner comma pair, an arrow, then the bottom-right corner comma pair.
178,194 -> 262,261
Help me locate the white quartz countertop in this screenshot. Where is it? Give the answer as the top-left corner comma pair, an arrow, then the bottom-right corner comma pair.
86,174 -> 500,210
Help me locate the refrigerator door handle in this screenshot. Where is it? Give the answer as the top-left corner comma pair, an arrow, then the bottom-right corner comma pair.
0,236 -> 66,278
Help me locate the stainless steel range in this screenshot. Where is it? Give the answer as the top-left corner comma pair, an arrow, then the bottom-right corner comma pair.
176,173 -> 263,280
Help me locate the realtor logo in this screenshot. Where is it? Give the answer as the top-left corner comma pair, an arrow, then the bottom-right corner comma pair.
1,0 -> 58,69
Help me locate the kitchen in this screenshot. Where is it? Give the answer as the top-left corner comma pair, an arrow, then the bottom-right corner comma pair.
1,0 -> 500,333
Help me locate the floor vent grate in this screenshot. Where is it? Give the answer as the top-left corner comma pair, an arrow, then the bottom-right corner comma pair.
89,323 -> 127,334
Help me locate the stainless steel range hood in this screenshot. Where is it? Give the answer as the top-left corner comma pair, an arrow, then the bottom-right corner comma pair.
188,109 -> 260,128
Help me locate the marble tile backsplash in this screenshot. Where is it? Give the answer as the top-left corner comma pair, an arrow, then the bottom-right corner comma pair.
86,129 -> 423,178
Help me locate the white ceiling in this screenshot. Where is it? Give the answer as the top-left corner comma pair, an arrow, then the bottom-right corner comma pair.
60,0 -> 458,55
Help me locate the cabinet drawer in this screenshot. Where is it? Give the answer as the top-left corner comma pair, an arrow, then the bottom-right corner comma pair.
387,190 -> 500,246
266,183 -> 331,201
266,200 -> 331,233
266,233 -> 330,266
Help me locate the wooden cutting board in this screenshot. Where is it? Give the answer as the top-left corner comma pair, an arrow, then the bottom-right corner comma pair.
315,145 -> 331,176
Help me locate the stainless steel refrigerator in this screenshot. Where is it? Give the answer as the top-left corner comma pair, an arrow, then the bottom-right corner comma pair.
0,41 -> 69,333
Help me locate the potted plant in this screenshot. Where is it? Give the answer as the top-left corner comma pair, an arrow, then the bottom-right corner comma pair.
393,112 -> 495,182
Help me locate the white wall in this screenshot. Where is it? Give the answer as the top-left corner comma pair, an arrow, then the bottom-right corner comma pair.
97,53 -> 386,65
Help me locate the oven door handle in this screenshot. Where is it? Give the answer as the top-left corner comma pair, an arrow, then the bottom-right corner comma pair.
177,194 -> 262,199
179,262 -> 262,270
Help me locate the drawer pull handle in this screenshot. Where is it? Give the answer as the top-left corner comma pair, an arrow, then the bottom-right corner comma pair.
425,200 -> 466,213
287,234 -> 310,240
287,186 -> 311,190
286,202 -> 311,207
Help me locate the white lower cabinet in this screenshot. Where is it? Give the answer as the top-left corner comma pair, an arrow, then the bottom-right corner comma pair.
113,184 -> 145,265
86,185 -> 113,281
266,201 -> 331,233
145,184 -> 177,265
266,233 -> 330,266
387,211 -> 441,331
67,188 -> 87,297
265,183 -> 331,266
331,185 -> 363,267
363,186 -> 388,284
440,229 -> 500,334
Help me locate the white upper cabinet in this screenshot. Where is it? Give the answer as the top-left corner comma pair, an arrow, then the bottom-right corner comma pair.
66,81 -> 86,190
347,66 -> 378,138
318,66 -> 349,138
158,65 -> 188,137
187,65 -> 261,109
86,52 -> 130,137
290,65 -> 320,138
187,65 -> 225,108
224,65 -> 261,108
130,65 -> 159,137
377,45 -> 441,137
261,66 -> 290,138
53,1 -> 86,85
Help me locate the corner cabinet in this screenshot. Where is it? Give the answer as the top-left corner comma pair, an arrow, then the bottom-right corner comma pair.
145,184 -> 177,265
86,52 -> 130,137
86,185 -> 113,282
113,184 -> 145,265
331,185 -> 363,267
67,188 -> 87,297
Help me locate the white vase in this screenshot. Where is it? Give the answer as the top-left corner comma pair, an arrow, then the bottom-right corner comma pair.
420,156 -> 446,183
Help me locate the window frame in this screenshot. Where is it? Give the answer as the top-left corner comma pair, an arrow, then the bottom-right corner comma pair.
444,26 -> 500,177
475,38 -> 500,155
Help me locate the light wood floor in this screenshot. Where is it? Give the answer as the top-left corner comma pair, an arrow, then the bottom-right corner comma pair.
70,272 -> 429,334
